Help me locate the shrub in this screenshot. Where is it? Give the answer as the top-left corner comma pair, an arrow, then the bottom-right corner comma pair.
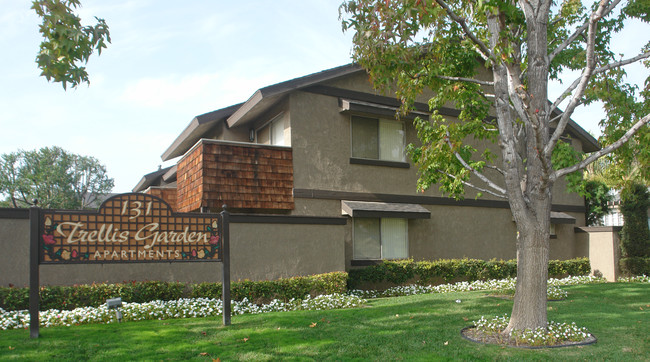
619,257 -> 650,276
0,272 -> 348,312
190,272 -> 348,302
583,179 -> 612,226
347,258 -> 590,289
619,184 -> 650,260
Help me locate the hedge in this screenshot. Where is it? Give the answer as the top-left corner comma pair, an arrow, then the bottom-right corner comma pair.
190,272 -> 347,303
0,272 -> 348,312
0,281 -> 185,312
619,257 -> 650,276
347,258 -> 591,289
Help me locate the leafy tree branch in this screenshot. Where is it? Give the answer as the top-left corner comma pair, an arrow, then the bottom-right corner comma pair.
32,0 -> 110,89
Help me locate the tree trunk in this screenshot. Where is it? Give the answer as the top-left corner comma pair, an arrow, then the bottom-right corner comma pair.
504,214 -> 550,334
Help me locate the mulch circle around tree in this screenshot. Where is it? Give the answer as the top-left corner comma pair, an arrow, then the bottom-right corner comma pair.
460,326 -> 598,349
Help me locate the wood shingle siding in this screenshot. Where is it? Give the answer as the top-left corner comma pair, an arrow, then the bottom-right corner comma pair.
176,140 -> 294,212
144,187 -> 178,211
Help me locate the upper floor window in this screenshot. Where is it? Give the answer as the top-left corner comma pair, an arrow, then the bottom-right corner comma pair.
257,113 -> 290,146
351,116 -> 405,162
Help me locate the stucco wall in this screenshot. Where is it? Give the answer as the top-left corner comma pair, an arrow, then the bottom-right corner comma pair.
0,217 -> 30,286
580,226 -> 622,281
341,204 -> 588,269
289,87 -> 585,208
0,214 -> 345,287
290,91 -> 424,196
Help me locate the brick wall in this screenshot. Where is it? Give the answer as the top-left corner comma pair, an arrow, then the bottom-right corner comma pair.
177,140 -> 294,212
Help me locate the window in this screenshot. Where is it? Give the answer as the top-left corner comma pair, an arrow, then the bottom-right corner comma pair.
270,117 -> 285,146
353,218 -> 408,259
351,116 -> 405,162
257,113 -> 290,146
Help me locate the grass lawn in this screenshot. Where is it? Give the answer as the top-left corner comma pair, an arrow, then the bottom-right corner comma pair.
1,282 -> 648,361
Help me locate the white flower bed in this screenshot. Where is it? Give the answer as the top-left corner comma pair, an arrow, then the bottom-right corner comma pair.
472,314 -> 591,346
0,294 -> 365,330
2,275 -> 637,332
348,275 -> 606,299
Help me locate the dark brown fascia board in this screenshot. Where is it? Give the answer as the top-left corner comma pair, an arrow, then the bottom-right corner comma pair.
294,188 -> 586,213
161,103 -> 243,161
132,165 -> 174,192
225,64 -> 365,128
230,214 -> 347,225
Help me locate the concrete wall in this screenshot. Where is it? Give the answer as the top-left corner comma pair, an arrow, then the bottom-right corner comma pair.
0,214 -> 346,287
577,226 -> 622,281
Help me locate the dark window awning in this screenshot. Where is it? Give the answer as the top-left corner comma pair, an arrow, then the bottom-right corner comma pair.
341,200 -> 431,219
551,211 -> 576,224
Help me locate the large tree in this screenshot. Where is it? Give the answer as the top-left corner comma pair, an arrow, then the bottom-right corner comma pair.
341,0 -> 649,334
0,147 -> 114,209
32,0 -> 110,89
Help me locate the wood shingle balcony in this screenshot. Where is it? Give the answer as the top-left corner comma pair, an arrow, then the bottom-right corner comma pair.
176,140 -> 294,213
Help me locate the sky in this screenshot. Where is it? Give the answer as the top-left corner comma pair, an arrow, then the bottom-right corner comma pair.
0,1 -> 648,193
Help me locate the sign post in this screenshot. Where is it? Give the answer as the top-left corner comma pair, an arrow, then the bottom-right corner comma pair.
28,193 -> 230,338
221,205 -> 231,326
29,206 -> 40,339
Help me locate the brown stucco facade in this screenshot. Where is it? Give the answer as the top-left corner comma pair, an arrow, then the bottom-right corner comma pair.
0,64 -> 599,287
129,64 -> 595,280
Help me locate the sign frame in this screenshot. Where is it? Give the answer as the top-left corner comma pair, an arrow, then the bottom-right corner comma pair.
28,193 -> 232,338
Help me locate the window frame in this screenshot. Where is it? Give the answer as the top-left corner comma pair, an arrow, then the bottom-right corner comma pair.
352,217 -> 409,261
350,115 -> 408,167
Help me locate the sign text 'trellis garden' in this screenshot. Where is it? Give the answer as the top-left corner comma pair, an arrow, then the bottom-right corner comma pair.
39,193 -> 221,263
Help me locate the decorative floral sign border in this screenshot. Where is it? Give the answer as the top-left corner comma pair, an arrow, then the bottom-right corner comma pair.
39,193 -> 222,264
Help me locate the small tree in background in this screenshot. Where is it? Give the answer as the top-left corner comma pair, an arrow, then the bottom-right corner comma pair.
619,184 -> 650,275
0,146 -> 114,209
584,179 -> 612,226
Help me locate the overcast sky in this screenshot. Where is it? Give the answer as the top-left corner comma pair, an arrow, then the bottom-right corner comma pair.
1,1 -> 647,192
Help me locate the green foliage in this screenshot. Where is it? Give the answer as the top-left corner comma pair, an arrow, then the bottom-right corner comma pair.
347,258 -> 590,289
340,0 -> 650,197
0,272 -> 348,312
191,272 -> 348,303
32,0 -> 110,89
583,179 -> 613,226
0,146 -> 114,209
551,138 -> 586,194
619,257 -> 650,276
0,281 -> 185,312
1,283 -> 649,360
619,183 -> 650,259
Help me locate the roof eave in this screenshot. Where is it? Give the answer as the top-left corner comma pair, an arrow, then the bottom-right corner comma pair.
132,166 -> 174,192
226,63 -> 364,128
161,103 -> 243,161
